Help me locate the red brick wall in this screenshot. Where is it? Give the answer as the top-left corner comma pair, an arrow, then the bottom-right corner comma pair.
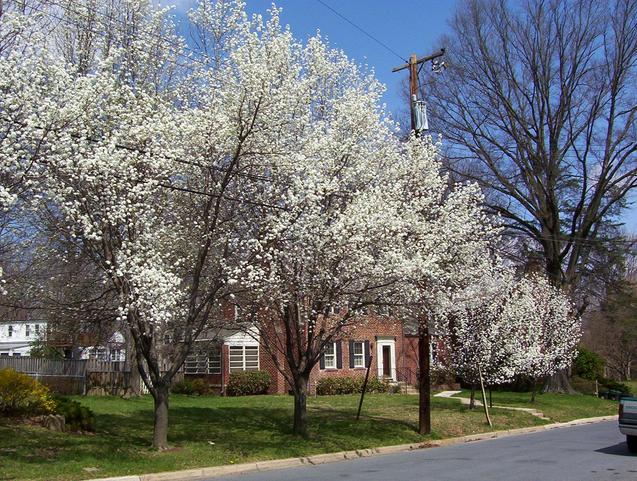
404,335 -> 419,375
259,341 -> 289,394
307,315 -> 406,394
403,334 -> 451,383
204,314 -> 444,395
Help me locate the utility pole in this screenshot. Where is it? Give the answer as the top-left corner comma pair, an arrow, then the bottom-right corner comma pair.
392,48 -> 445,135
392,48 -> 445,435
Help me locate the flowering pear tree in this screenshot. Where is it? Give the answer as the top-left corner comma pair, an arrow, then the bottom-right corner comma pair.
450,271 -> 581,426
0,0 -> 284,448
512,274 -> 581,401
224,19 -> 415,437
448,265 -> 524,424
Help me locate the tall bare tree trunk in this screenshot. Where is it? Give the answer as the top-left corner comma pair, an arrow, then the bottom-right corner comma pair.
293,375 -> 309,438
542,370 -> 577,394
531,377 -> 538,402
152,383 -> 170,449
124,332 -> 141,397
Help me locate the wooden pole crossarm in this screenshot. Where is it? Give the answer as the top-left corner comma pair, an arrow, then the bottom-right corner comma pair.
391,48 -> 445,72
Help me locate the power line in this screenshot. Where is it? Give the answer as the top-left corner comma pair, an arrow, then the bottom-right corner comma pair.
315,0 -> 407,63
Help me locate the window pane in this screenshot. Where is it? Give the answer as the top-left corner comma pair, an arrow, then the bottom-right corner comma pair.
353,342 -> 363,355
324,355 -> 335,368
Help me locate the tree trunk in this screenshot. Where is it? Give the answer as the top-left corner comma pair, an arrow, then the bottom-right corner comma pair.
293,375 -> 309,438
152,384 -> 170,449
418,327 -> 431,435
469,384 -> 476,409
531,378 -> 537,403
124,334 -> 141,397
542,369 -> 577,394
130,360 -> 142,396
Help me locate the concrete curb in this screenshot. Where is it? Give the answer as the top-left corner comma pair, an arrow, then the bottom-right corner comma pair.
88,414 -> 618,481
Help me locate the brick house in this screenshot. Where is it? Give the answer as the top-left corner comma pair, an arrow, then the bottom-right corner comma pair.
184,305 -> 444,394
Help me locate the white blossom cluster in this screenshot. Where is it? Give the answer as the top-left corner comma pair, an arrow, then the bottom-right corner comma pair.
449,268 -> 581,386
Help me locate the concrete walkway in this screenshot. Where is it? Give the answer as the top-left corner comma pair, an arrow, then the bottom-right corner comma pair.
434,390 -> 549,419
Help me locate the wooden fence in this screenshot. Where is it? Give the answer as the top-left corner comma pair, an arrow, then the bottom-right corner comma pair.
0,357 -> 147,395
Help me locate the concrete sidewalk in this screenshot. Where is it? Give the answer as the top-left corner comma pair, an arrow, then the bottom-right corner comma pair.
434,390 -> 549,419
88,414 -> 618,481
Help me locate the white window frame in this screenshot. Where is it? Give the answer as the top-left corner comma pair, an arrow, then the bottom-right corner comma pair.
89,347 -> 108,361
7,325 -> 13,338
25,324 -> 31,337
34,324 -> 41,337
229,345 -> 259,372
323,342 -> 337,369
352,341 -> 365,368
185,344 -> 222,375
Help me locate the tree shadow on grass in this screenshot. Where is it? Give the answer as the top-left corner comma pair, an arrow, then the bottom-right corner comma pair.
165,404 -> 422,455
0,399 -> 424,478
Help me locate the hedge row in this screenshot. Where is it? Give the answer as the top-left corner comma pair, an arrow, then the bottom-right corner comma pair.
171,378 -> 216,396
226,370 -> 271,396
316,375 -> 389,395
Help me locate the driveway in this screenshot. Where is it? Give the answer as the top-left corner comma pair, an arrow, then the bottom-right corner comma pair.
208,421 -> 636,481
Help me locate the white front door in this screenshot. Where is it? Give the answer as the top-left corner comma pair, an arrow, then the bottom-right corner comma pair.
376,337 -> 396,380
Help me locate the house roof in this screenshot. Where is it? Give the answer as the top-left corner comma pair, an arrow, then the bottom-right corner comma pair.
0,341 -> 31,350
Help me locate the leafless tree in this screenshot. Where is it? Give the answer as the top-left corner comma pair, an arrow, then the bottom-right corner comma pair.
425,0 -> 637,298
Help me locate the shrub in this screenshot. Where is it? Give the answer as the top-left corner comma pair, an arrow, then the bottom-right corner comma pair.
171,379 -> 196,395
366,377 -> 390,393
0,368 -> 56,416
431,367 -> 457,386
28,340 -> 64,359
600,378 -> 632,396
573,348 -> 606,380
316,376 -> 389,395
54,397 -> 95,432
172,378 -> 216,395
191,378 -> 214,395
226,371 -> 271,396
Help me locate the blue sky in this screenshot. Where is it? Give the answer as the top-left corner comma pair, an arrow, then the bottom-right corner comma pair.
168,0 -> 455,119
166,0 -> 636,233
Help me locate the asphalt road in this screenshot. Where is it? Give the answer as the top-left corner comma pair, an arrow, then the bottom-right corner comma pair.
209,421 -> 636,481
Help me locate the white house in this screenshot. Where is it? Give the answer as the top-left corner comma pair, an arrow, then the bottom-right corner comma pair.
0,320 -> 47,356
77,331 -> 126,362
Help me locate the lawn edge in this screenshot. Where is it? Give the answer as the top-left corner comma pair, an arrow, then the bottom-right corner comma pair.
88,414 -> 618,481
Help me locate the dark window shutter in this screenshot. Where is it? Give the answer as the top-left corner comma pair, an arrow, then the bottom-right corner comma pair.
364,341 -> 371,367
349,341 -> 355,368
320,352 -> 325,369
336,341 -> 343,369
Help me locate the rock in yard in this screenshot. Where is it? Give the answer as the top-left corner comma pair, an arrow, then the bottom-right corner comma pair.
40,414 -> 66,432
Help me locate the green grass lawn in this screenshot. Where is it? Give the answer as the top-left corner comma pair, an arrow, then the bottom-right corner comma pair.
457,389 -> 619,422
0,392 -> 615,481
